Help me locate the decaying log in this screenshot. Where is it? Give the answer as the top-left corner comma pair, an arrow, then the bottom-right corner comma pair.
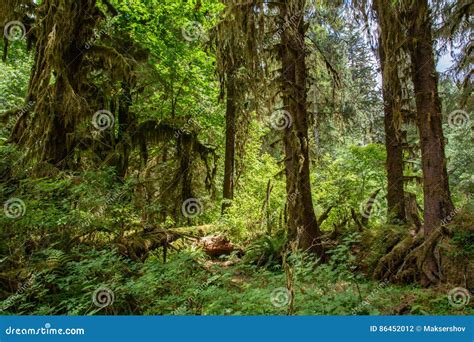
115,229 -> 190,262
195,235 -> 240,258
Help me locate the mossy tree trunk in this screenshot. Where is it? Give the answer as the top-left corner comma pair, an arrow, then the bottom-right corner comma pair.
374,0 -> 457,286
374,0 -> 407,224
222,71 -> 236,213
24,0 -> 99,167
117,81 -> 134,178
405,0 -> 454,235
279,0 -> 321,255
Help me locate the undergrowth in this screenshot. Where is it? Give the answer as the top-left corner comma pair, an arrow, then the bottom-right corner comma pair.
1,244 -> 471,316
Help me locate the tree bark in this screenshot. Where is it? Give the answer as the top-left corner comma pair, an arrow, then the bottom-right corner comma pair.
179,135 -> 194,203
382,86 -> 407,223
23,0 -> 98,167
117,81 -> 134,178
374,1 -> 407,224
222,75 -> 236,213
279,0 -> 321,254
405,0 -> 454,235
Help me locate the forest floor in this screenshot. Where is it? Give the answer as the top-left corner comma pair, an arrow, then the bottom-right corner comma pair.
1,219 -> 473,316
1,234 -> 472,316
116,250 -> 473,316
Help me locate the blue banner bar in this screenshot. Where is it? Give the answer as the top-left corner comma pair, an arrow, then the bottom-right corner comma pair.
0,316 -> 472,342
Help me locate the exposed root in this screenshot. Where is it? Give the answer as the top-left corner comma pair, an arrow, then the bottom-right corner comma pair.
374,227 -> 449,286
394,228 -> 445,286
373,234 -> 422,280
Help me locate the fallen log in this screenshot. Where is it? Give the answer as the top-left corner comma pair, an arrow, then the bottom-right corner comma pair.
115,229 -> 193,262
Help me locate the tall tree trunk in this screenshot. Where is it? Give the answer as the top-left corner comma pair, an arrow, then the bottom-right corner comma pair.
374,1 -> 407,223
21,0 -> 98,167
179,135 -> 194,203
222,75 -> 236,213
405,0 -> 454,235
382,85 -> 406,223
280,0 -> 321,254
117,81 -> 134,178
